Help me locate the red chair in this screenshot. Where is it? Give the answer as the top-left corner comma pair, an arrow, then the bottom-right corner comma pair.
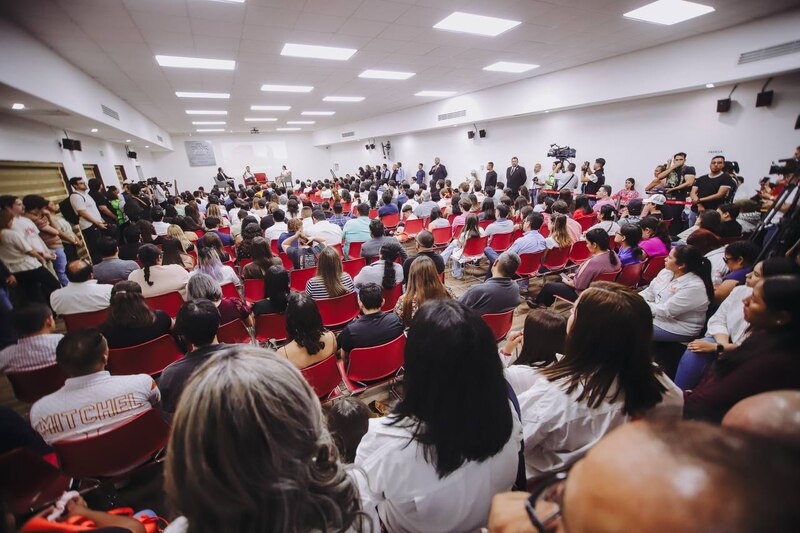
0,447 -> 72,515
489,232 -> 513,252
279,252 -> 294,270
616,262 -> 644,288
381,284 -> 403,312
339,335 -> 406,394
461,236 -> 489,260
52,409 -> 170,479
145,291 -> 184,317
577,216 -> 596,232
568,240 -> 592,265
224,245 -> 235,258
62,308 -> 109,332
517,251 -> 546,278
347,241 -> 364,260
301,355 -> 343,401
7,365 -> 67,404
254,313 -> 288,344
662,218 -> 673,231
479,219 -> 493,230
217,319 -> 251,344
592,270 -> 621,283
290,265 -> 317,292
221,282 -> 240,300
331,242 -> 344,259
254,172 -> 267,184
539,224 -> 550,238
270,239 -> 280,255
368,208 -> 378,219
432,227 -> 452,248
482,310 -> 515,341
381,212 -> 400,231
218,227 -> 232,235
439,271 -> 445,283
243,278 -> 265,303
239,257 -> 253,271
340,202 -> 352,213
193,230 -> 205,239
447,213 -> 457,225
402,217 -> 425,236
540,246 -> 571,272
641,254 -> 667,283
343,257 -> 366,279
316,292 -> 360,329
451,224 -> 464,238
107,334 -> 183,376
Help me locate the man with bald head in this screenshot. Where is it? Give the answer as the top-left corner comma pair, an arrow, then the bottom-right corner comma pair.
488,420 -> 800,532
723,390 -> 800,448
49,259 -> 112,316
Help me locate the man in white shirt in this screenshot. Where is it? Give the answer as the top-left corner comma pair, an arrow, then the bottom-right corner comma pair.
396,162 -> 405,182
243,165 -> 255,184
50,260 -> 112,316
2,195 -> 51,258
30,329 -> 160,444
300,206 -> 314,231
305,210 -> 343,246
264,209 -> 288,242
68,177 -> 107,264
530,162 -> 544,191
151,207 -> 170,236
555,163 -> 579,191
0,304 -> 62,373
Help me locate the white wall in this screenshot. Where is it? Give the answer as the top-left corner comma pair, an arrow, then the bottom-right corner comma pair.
328,74 -> 800,198
0,114 -> 156,188
149,133 -> 330,193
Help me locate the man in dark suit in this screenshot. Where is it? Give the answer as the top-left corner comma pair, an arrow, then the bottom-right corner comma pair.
215,167 -> 234,189
429,157 -> 447,185
506,157 -> 527,200
485,161 -> 498,188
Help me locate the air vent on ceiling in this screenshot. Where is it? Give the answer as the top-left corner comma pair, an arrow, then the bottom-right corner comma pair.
25,109 -> 71,117
738,40 -> 800,64
341,131 -> 355,138
438,109 -> 466,121
101,104 -> 120,120
157,135 -> 164,142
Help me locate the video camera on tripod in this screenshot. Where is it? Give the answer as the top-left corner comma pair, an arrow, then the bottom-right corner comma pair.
547,144 -> 577,162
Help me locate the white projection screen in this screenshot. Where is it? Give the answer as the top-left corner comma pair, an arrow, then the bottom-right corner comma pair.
219,140 -> 289,179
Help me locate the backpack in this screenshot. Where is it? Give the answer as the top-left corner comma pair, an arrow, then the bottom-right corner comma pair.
59,193 -> 80,225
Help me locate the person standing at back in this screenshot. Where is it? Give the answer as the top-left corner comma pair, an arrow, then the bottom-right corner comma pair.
429,157 -> 447,185
690,155 -> 735,227
68,177 -> 108,264
485,162 -> 498,189
580,157 -> 606,200
506,157 -> 527,201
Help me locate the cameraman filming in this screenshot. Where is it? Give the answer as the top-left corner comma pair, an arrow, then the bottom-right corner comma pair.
648,152 -> 696,234
555,162 -> 579,191
580,158 -> 606,201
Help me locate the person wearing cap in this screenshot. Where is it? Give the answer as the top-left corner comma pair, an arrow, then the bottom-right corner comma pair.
642,194 -> 666,220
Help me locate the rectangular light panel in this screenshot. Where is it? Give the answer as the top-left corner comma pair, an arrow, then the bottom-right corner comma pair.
244,117 -> 278,122
433,12 -> 521,37
261,84 -> 314,93
176,91 -> 230,99
483,61 -> 539,73
281,43 -> 357,61
192,121 -> 226,125
300,111 -> 335,116
415,90 -> 456,97
186,110 -> 228,115
276,127 -> 301,131
196,128 -> 225,132
287,121 -> 315,124
623,0 -> 715,25
156,55 -> 235,70
323,96 -> 365,102
359,69 -> 415,80
250,105 -> 291,111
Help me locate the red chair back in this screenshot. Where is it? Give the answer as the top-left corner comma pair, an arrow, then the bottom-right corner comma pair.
218,226 -> 231,235
479,219 -> 493,230
342,257 -> 366,279
0,447 -> 70,515
432,227 -> 452,247
541,246 -> 571,271
62,308 -> 109,332
107,334 -> 183,376
402,217 -> 425,236
381,212 -> 400,229
568,240 -> 592,265
347,241 -> 364,260
7,365 -> 67,404
482,310 -> 515,341
279,252 -> 294,270
239,257 -> 253,270
489,232 -> 513,252
662,218 -> 673,231
539,224 -> 550,238
290,266 -> 317,292
341,335 -> 405,392
462,236 -> 489,257
243,278 -> 265,303
368,208 -> 378,219
578,216 -> 596,232
641,254 -> 667,283
616,262 -> 644,288
301,355 -> 343,401
451,224 -> 464,238
144,291 -> 184,317
592,270 -> 620,283
331,242 -> 344,259
316,292 -> 360,329
52,409 -> 170,479
517,251 -> 546,277
447,213 -> 457,225
217,319 -> 251,344
381,284 -> 403,312
254,313 -> 288,343
220,282 -> 240,300
254,172 -> 267,183
270,239 -> 280,255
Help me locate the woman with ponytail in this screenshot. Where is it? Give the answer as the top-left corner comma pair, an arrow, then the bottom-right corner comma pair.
639,216 -> 671,258
100,280 -> 172,348
354,242 -> 403,289
640,244 -> 712,342
128,243 -> 189,298
615,224 -> 645,266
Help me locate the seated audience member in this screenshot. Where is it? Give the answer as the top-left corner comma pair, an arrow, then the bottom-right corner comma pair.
639,216 -> 671,258
722,390 -> 800,448
534,229 -> 619,306
551,200 -> 582,242
168,223 -> 198,247
204,216 -> 234,246
591,185 -> 614,213
93,237 -> 138,283
281,229 -> 326,269
30,329 -> 160,444
128,244 -> 190,298
205,203 -> 228,227
479,198 -> 497,222
486,213 -> 547,273
716,202 -> 743,238
118,225 -> 143,261
402,231 -> 445,284
355,300 -> 522,532
137,219 -> 162,245
305,246 -> 355,300
264,208 -> 288,242
164,346 -> 365,533
543,214 -> 575,251
684,274 -> 800,423
151,207 -> 169,236
612,177 -> 640,206
0,304 -> 61,373
326,398 -> 371,464
484,204 -> 514,243
521,282 -> 682,478
377,192 -> 398,217
686,210 -> 723,255
441,213 -> 484,280
337,283 -> 404,368
618,197 -> 644,226
342,203 -> 372,257
395,256 -> 453,326
158,299 -> 224,417
280,292 -> 337,369
99,281 -> 172,349
190,247 -> 240,288
641,193 -> 666,219
277,218 -> 302,251
199,232 -> 231,262
161,235 -> 195,270
252,265 -> 291,315
50,260 -> 113,316
234,223 -> 262,261
305,209 -> 343,246
354,243 -> 403,289
360,219 -> 408,264
427,206 -> 450,230
488,420 -> 800,533
328,201 -> 350,229
589,204 -> 620,235
187,273 -> 252,326
241,237 -> 281,279
459,252 -> 521,315
572,195 -> 596,224
615,224 -> 645,266
500,309 -> 566,396
640,245 -> 713,342
413,190 -> 438,219
713,240 -> 759,304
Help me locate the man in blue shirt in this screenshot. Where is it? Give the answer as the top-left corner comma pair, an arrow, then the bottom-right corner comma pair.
205,216 -> 234,246
415,163 -> 425,186
329,201 -> 350,229
484,212 -> 546,280
343,203 -> 372,257
377,193 -> 399,217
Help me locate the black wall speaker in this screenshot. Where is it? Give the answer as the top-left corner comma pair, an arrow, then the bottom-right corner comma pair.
467,131 -> 475,139
479,129 -> 486,138
716,98 -> 731,113
61,138 -> 82,151
127,151 -> 137,159
756,90 -> 773,107
795,115 -> 800,130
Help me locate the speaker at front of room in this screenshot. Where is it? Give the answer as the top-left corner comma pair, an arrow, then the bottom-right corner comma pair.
756,90 -> 773,108
61,138 -> 82,151
716,98 -> 731,113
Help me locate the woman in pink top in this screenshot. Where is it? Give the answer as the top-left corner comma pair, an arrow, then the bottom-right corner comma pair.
639,216 -> 671,258
613,178 -> 641,206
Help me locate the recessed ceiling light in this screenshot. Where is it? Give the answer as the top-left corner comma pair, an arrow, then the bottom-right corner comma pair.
192,121 -> 226,125
281,43 -> 357,61
359,69 -> 415,80
705,83 -> 715,88
11,103 -> 25,110
250,105 -> 291,111
145,145 -> 150,148
323,96 -> 365,102
483,61 -> 539,73
186,110 -> 228,115
261,84 -> 314,93
276,127 -> 301,131
207,0 -> 245,4
623,0 -> 714,25
176,91 -> 230,99
433,12 -> 521,37
415,90 -> 456,97
155,55 -> 235,70
91,128 -> 99,132
197,128 -> 225,132
300,111 -> 335,116
287,121 -> 315,124
125,139 -> 131,142
244,117 -> 278,122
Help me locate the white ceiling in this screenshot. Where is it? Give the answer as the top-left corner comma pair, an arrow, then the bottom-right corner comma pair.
2,0 -> 797,137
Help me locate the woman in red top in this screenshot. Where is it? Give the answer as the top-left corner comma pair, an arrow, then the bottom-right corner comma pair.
572,195 -> 596,225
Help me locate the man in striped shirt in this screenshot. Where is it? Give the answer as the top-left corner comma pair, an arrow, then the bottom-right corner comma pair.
0,304 -> 61,373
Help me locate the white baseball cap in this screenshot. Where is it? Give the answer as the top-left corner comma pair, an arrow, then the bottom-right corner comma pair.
644,194 -> 666,206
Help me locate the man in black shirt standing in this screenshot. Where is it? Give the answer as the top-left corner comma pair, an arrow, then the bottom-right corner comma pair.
485,162 -> 498,189
580,158 -> 606,201
690,155 -> 734,227
429,157 -> 447,185
651,152 -> 696,235
506,157 -> 527,200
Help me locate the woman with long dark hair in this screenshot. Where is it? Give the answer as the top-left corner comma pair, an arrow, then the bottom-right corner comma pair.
394,256 -> 452,326
252,265 -> 291,315
501,309 -> 567,396
281,292 -> 337,369
354,242 -> 403,289
100,280 -> 172,348
161,236 -> 194,270
241,237 -> 281,280
615,224 -> 645,266
356,299 -> 520,531
521,282 -> 682,477
200,232 -> 230,262
639,216 -> 671,258
305,246 -> 354,300
127,243 -> 189,298
443,213 -> 484,280
236,222 -> 262,261
572,195 -> 595,224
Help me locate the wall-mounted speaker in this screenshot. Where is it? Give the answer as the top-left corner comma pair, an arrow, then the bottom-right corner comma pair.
716,98 -> 731,113
61,138 -> 82,151
756,90 -> 773,107
127,151 -> 138,159
467,131 -> 475,139
479,129 -> 486,138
